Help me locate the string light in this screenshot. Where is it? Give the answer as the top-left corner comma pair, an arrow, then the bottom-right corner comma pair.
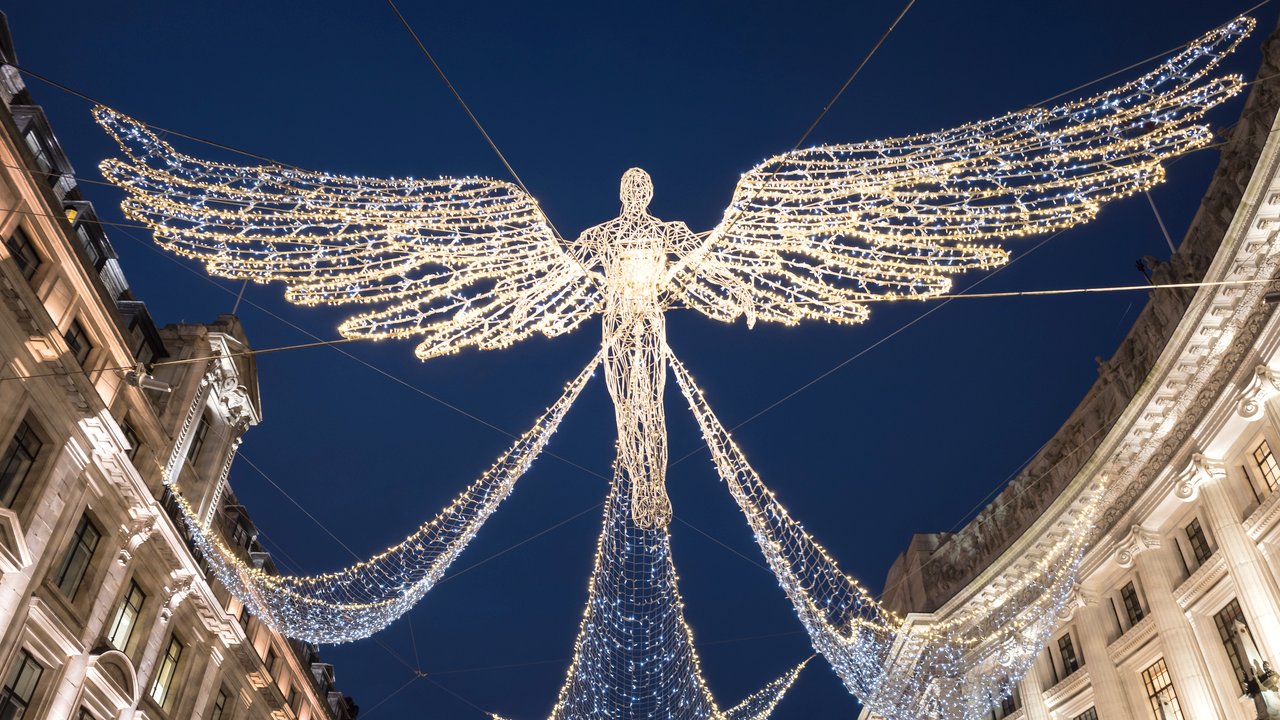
167,354 -> 600,644
669,350 -> 1108,720
94,15 -> 1251,717
492,459 -> 807,720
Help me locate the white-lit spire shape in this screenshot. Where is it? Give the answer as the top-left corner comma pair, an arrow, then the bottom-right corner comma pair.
493,460 -> 806,720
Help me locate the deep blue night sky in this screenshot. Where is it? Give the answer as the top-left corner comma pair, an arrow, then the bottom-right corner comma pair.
7,1 -> 1280,717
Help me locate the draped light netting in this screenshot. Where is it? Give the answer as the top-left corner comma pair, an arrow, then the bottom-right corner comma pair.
167,354 -> 600,644
491,460 -> 807,720
670,352 -> 1108,720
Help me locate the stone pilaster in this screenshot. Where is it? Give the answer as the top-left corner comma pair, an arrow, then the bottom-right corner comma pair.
1183,459 -> 1280,660
1076,591 -> 1136,719
1018,656 -> 1052,720
1120,526 -> 1226,718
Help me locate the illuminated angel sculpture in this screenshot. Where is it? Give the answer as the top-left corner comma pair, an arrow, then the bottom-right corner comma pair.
95,17 -> 1251,720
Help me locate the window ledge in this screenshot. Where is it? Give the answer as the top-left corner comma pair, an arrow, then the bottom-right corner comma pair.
1107,613 -> 1156,664
1246,486 -> 1280,541
1044,665 -> 1091,706
1174,551 -> 1226,610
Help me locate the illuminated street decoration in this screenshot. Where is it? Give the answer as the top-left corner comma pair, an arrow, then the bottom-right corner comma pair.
494,462 -> 808,720
670,350 -> 1106,720
172,353 -> 600,643
96,17 -> 1250,719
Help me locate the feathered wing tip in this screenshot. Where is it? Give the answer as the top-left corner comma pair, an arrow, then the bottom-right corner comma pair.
723,658 -> 811,720
678,16 -> 1254,329
93,105 -> 604,359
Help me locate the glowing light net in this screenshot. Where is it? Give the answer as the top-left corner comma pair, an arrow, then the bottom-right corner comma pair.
168,354 -> 599,644
492,460 -> 807,720
670,351 -> 1107,720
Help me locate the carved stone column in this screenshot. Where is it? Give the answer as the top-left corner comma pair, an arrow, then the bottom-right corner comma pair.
1018,656 -> 1052,720
1120,525 -> 1226,718
1076,591 -> 1137,719
1178,454 -> 1280,660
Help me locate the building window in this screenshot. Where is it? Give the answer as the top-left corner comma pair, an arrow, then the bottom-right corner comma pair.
1121,581 -> 1145,626
73,225 -> 105,270
22,130 -> 56,184
0,420 -> 42,507
209,689 -> 229,720
0,650 -> 43,719
236,604 -> 251,633
1254,440 -> 1280,491
999,694 -> 1017,714
1073,708 -> 1098,720
63,319 -> 92,367
54,515 -> 101,600
1214,598 -> 1251,692
1142,658 -> 1184,720
148,634 -> 182,709
1185,518 -> 1211,565
4,228 -> 39,281
106,581 -> 145,651
1057,632 -> 1081,675
264,647 -> 278,679
77,708 -> 95,720
187,412 -> 211,465
287,687 -> 299,715
121,419 -> 142,462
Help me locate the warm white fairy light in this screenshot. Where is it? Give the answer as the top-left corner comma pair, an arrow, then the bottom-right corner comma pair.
96,16 -> 1249,717
167,355 -> 599,644
95,18 -> 1246,532
669,350 -> 1108,720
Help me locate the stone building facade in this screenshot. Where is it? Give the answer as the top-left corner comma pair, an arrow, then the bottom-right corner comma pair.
862,20 -> 1280,720
0,14 -> 356,720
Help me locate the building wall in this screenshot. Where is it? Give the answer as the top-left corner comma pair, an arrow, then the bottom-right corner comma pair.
864,20 -> 1280,720
0,16 -> 355,720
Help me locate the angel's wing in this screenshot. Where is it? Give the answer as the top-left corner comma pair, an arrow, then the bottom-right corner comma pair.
674,18 -> 1252,327
95,108 -> 603,359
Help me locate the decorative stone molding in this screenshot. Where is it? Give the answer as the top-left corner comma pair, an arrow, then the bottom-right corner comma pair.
1246,483 -> 1280,540
1236,364 -> 1280,419
1173,453 -> 1228,502
85,648 -> 139,707
1174,552 -> 1226,610
1042,666 -> 1090,706
164,376 -> 212,483
116,508 -> 159,566
1056,584 -> 1085,622
0,273 -> 38,336
159,570 -> 196,624
0,507 -> 31,572
1107,613 -> 1157,664
1114,525 -> 1161,568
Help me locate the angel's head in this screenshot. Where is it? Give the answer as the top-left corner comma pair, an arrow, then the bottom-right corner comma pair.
620,168 -> 653,215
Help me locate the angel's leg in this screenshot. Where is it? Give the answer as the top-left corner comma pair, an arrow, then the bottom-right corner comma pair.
604,307 -> 670,529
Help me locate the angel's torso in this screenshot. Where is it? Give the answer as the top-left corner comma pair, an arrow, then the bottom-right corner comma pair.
576,213 -> 697,317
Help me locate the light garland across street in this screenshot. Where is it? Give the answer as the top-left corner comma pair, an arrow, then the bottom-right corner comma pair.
169,354 -> 600,644
94,15 -> 1252,718
670,350 -> 1107,720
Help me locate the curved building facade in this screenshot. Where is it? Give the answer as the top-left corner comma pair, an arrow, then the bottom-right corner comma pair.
864,18 -> 1280,720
